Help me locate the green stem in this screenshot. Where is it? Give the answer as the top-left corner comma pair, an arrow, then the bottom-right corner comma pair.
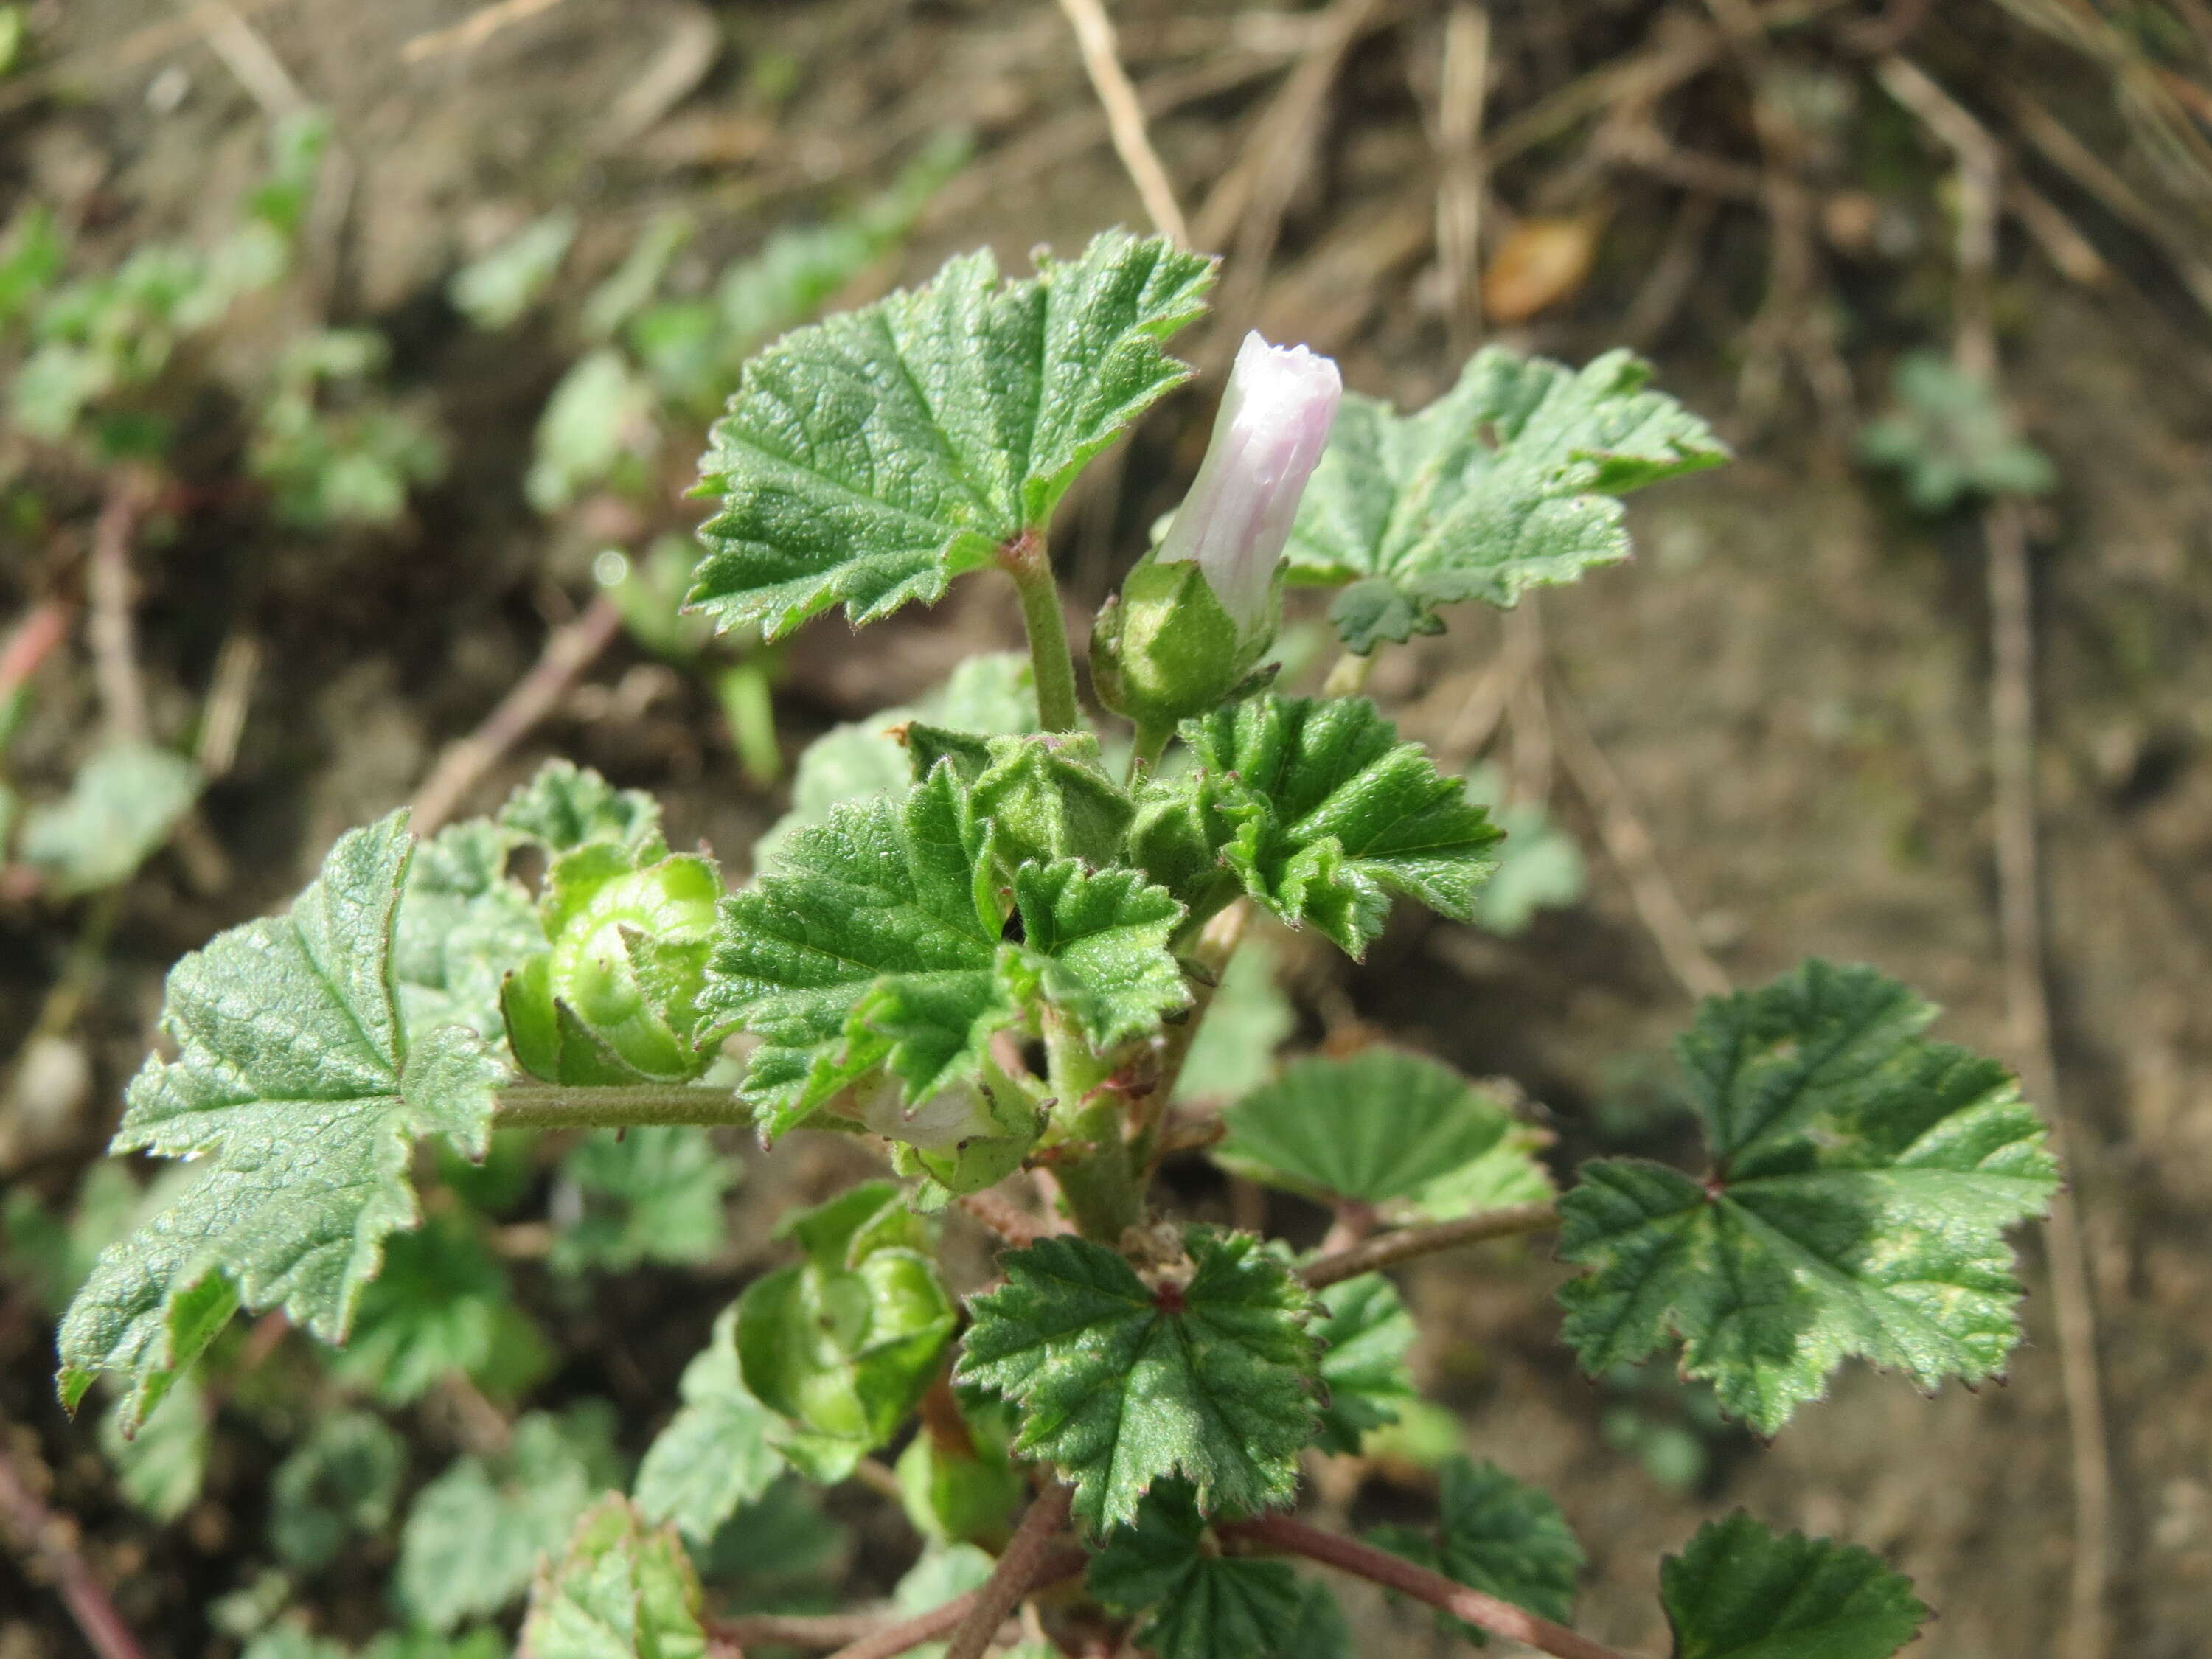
1001,532 -> 1082,732
1321,647 -> 1375,698
1127,718 -> 1173,781
493,1082 -> 753,1130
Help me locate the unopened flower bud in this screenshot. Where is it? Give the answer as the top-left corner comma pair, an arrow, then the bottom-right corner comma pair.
1092,333 -> 1341,731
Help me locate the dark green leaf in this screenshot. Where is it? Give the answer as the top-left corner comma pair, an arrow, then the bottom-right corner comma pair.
956,1228 -> 1318,1529
1371,1458 -> 1581,1645
57,813 -> 505,1429
1310,1275 -> 1415,1455
1661,1512 -> 1927,1659
1283,347 -> 1727,651
270,1411 -> 406,1571
551,1127 -> 739,1274
689,231 -> 1214,638
1088,1481 -> 1304,1659
1557,960 -> 2060,1435
329,1212 -> 546,1405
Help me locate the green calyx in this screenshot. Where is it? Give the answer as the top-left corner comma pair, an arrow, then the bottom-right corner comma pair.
1091,554 -> 1278,734
504,841 -> 720,1084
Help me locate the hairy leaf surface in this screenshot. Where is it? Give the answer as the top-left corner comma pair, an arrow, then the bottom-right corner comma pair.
956,1230 -> 1318,1529
1557,960 -> 2059,1434
633,1307 -> 784,1544
1310,1275 -> 1416,1455
1661,1512 -> 1927,1659
691,231 -> 1214,637
520,1495 -> 708,1659
1283,347 -> 1726,651
1371,1458 -> 1582,1645
1088,1482 -> 1305,1659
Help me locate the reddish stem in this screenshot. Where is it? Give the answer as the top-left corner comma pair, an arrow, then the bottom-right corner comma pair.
1221,1512 -> 1646,1659
0,600 -> 72,701
1301,1200 -> 1559,1290
939,1481 -> 1074,1659
0,1434 -> 150,1659
809,1543 -> 1087,1659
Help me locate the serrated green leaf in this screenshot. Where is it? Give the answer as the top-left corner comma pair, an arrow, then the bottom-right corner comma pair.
20,739 -> 200,895
1391,1123 -> 1556,1225
57,812 -> 506,1428
704,761 -> 1184,1139
1218,1048 -> 1512,1204
270,1410 -> 406,1571
967,732 -> 1134,873
99,1373 -> 208,1522
394,819 -> 543,1051
1371,1458 -> 1582,1646
1310,1275 -> 1416,1455
1661,1512 -> 1927,1659
550,1126 -> 739,1274
329,1211 -> 546,1405
1283,347 -> 1727,651
1139,695 -> 1500,957
396,1406 -> 619,1632
956,1228 -> 1318,1530
1275,1579 -> 1355,1659
1088,1481 -> 1304,1659
894,1397 -> 1024,1550
500,760 -> 662,857
692,1473 -> 851,1593
520,1495 -> 706,1659
754,652 -> 1038,867
689,231 -> 1214,638
1557,960 -> 2060,1435
633,1307 -> 784,1545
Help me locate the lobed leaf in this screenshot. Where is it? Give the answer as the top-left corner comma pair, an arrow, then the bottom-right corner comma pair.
1557,960 -> 2060,1435
19,738 -> 201,896
551,1127 -> 740,1274
269,1411 -> 407,1572
955,1229 -> 1318,1530
1310,1274 -> 1416,1455
1284,346 -> 1727,651
393,818 -> 543,1051
499,759 -> 662,857
633,1307 -> 785,1545
520,1494 -> 708,1659
56,812 -> 506,1429
689,230 -> 1214,638
1135,695 -> 1500,957
1087,1481 -> 1307,1659
1661,1512 -> 1927,1659
1371,1458 -> 1582,1646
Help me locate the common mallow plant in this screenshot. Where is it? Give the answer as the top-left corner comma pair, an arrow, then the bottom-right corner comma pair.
59,232 -> 2053,1659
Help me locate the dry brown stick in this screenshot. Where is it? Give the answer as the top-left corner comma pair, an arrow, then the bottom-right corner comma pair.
87,476 -> 154,745
1547,675 -> 1731,1001
941,1481 -> 1074,1659
1222,1512 -> 1645,1659
1054,0 -> 1190,247
1878,58 -> 2113,1659
0,1432 -> 150,1659
0,0 -> 294,115
1302,1200 -> 1559,1290
183,0 -> 310,117
408,592 -> 625,835
1433,4 -> 1490,349
402,0 -> 570,62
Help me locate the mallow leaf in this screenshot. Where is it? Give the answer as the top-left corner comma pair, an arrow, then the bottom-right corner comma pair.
1133,695 -> 1500,957
519,1495 -> 708,1659
1283,347 -> 1726,651
1217,1048 -> 1512,1206
57,812 -> 505,1430
1557,959 -> 2060,1435
955,1229 -> 1318,1530
689,230 -> 1215,638
328,1211 -> 548,1405
499,759 -> 662,857
19,739 -> 201,896
550,1126 -> 740,1274
1310,1274 -> 1416,1455
1370,1458 -> 1582,1646
1087,1481 -> 1306,1659
269,1410 -> 406,1571
98,1374 -> 209,1523
702,759 -> 1185,1140
1661,1512 -> 1927,1659
394,818 -> 543,1050
633,1306 -> 784,1544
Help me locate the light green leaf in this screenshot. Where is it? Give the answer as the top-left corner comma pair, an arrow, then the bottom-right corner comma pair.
527,348 -> 660,513
1461,764 -> 1586,936
689,230 -> 1214,639
1275,1579 -> 1355,1659
1138,695 -> 1500,958
1370,1458 -> 1582,1646
1310,1275 -> 1415,1455
955,1228 -> 1318,1530
1661,1512 -> 1927,1659
551,1126 -> 739,1274
1557,959 -> 2061,1435
394,819 -> 543,1051
1855,352 -> 2054,514
270,1410 -> 407,1571
4,1161 -> 203,1318
500,760 -> 662,856
450,211 -> 576,330
1088,1481 -> 1304,1659
1219,1048 -> 1512,1205
1391,1124 -> 1556,1225
329,1211 -> 546,1405
397,1406 -> 619,1632
57,812 -> 506,1429
754,652 -> 1037,866
20,739 -> 200,895
1284,346 -> 1728,651
99,1373 -> 208,1522
633,1307 -> 784,1545
520,1495 -> 707,1659
894,1397 -> 1024,1550
703,761 -> 1183,1140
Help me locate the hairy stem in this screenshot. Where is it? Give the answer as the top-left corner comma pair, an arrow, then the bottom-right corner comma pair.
1128,717 -> 1174,778
1221,1513 -> 1644,1659
1301,1200 -> 1559,1290
775,1545 -> 1087,1659
941,1482 -> 1075,1659
1001,532 -> 1082,733
1320,647 -> 1374,698
492,1082 -> 752,1130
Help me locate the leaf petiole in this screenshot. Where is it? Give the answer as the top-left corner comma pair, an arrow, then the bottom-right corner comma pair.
492,1082 -> 754,1131
1000,532 -> 1082,734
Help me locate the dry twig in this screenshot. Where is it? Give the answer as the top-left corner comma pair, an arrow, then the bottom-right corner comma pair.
1053,0 -> 1189,246
1432,4 -> 1491,349
0,1433 -> 149,1659
181,0 -> 310,118
402,0 -> 571,63
87,477 -> 155,745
